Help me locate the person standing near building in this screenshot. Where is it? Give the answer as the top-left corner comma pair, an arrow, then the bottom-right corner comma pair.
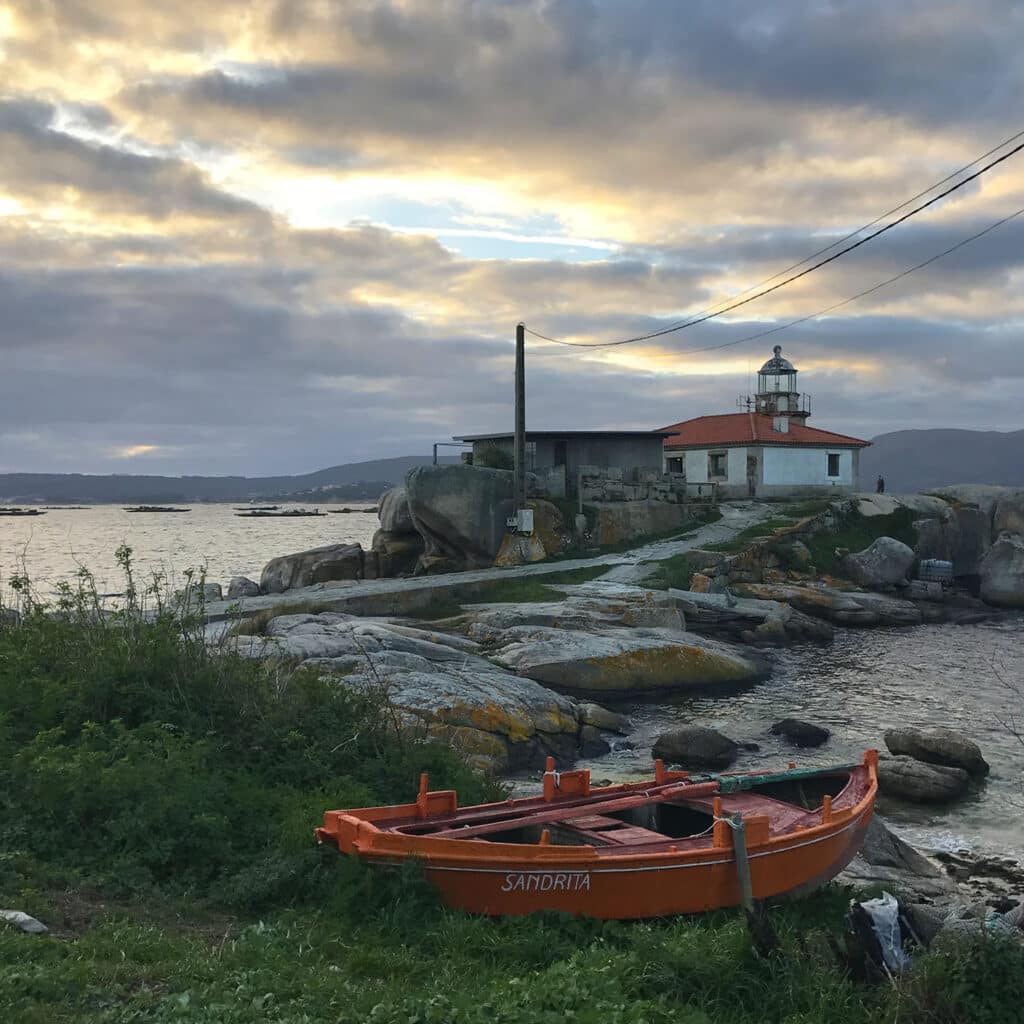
876,475 -> 885,494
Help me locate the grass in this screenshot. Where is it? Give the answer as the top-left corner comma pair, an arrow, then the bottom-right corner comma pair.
644,552 -> 699,591
412,565 -> 610,620
803,506 -> 919,577
2,554 -> 1022,1023
702,517 -> 797,553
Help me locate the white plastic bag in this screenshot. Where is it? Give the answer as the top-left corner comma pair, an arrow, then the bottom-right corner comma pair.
859,892 -> 911,971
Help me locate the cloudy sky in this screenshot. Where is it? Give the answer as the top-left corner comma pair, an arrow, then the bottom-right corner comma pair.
2,1 -> 1023,476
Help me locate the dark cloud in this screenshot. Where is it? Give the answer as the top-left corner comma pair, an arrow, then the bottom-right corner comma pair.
0,1 -> 1021,473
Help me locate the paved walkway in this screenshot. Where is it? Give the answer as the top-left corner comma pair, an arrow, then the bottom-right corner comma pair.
202,502 -> 778,621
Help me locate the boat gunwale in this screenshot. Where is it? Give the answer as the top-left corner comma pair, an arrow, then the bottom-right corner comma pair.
320,758 -> 878,870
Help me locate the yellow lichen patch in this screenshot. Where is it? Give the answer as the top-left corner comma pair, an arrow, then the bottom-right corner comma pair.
579,644 -> 755,691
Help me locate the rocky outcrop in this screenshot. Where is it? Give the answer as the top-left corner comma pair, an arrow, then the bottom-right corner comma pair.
669,589 -> 834,644
979,533 -> 1024,608
731,581 -> 927,627
227,576 -> 260,599
378,486 -> 415,534
371,530 -> 425,578
405,464 -> 514,573
260,543 -> 364,593
844,536 -> 916,588
877,754 -> 971,803
884,727 -> 990,777
229,613 -> 620,772
837,817 -> 958,901
769,718 -> 831,747
176,581 -> 223,605
652,725 -> 738,769
491,625 -> 766,696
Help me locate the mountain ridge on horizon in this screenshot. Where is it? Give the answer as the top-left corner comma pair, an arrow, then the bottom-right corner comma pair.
0,455 -> 462,503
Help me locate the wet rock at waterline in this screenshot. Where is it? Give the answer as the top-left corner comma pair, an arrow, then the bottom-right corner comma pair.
877,754 -> 971,803
260,542 -> 364,593
837,817 -> 957,901
175,581 -> 223,605
652,725 -> 739,769
844,536 -> 916,588
492,625 -> 766,696
731,581 -> 926,627
227,576 -> 260,600
769,718 -> 831,748
979,532 -> 1024,608
884,726 -> 990,777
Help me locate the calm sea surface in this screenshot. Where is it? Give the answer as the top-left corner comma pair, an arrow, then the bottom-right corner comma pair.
0,503 -> 379,594
3,504 -> 1022,858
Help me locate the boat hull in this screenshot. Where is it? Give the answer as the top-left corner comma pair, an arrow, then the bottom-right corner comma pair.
358,805 -> 872,918
318,754 -> 878,919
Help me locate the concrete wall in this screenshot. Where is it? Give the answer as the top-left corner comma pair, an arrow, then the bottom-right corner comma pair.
762,446 -> 853,486
593,500 -> 691,547
674,444 -> 861,498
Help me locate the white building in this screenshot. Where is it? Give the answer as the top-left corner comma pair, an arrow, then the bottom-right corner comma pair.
660,346 -> 871,499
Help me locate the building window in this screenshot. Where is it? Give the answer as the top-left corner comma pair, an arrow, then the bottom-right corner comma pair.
827,453 -> 841,477
708,451 -> 728,479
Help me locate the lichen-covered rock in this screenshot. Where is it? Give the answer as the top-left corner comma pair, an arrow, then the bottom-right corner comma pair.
528,499 -> 570,558
979,532 -> 1024,608
769,718 -> 831,747
670,589 -> 834,644
732,582 -> 922,627
228,612 -> 621,771
227,576 -> 260,599
260,543 -> 364,593
652,725 -> 738,769
492,625 -> 766,695
877,754 -> 970,803
844,536 -> 916,588
406,464 -> 514,572
378,486 -> 415,534
493,533 -> 546,567
884,727 -> 990,777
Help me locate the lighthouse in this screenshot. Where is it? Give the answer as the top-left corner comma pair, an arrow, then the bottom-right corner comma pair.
660,344 -> 871,498
755,345 -> 810,430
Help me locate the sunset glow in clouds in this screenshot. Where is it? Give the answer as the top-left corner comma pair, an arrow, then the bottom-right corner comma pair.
1,1 -> 1023,474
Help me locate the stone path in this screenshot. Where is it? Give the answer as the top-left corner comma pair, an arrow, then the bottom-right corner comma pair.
202,501 -> 780,621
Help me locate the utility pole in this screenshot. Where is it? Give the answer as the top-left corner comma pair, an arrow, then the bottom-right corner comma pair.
512,322 -> 526,530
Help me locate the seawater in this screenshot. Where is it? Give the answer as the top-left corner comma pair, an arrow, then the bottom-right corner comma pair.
587,617 -> 1024,859
3,504 -> 1022,859
0,503 -> 379,594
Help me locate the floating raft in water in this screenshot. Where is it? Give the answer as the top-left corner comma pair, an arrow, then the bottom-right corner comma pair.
316,751 -> 879,919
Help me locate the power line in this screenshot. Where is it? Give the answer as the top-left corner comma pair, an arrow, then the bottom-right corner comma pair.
638,127 -> 1024,328
526,134 -> 1024,348
644,203 -> 1024,360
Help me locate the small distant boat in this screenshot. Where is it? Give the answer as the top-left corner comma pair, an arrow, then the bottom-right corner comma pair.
0,508 -> 46,517
316,752 -> 879,919
232,506 -> 280,511
124,506 -> 190,513
234,507 -> 326,518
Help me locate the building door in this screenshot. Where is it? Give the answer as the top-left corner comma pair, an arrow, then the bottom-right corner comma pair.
553,440 -> 568,466
746,455 -> 758,498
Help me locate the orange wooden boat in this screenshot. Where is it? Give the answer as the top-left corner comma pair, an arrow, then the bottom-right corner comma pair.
316,750 -> 878,919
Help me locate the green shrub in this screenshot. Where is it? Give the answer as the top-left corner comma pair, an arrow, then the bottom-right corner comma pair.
474,445 -> 514,470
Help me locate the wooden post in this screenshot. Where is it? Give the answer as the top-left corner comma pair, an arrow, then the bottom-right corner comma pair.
513,322 -> 526,529
731,813 -> 754,913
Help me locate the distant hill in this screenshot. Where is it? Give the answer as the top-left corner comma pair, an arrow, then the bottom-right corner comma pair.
861,429 -> 1024,493
0,455 -> 461,504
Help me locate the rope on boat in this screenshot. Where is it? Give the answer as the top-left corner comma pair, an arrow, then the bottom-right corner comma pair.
543,768 -> 561,789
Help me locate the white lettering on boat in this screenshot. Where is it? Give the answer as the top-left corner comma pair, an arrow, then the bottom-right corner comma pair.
500,871 -> 591,893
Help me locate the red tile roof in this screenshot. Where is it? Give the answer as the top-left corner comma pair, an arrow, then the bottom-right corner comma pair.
660,413 -> 870,449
